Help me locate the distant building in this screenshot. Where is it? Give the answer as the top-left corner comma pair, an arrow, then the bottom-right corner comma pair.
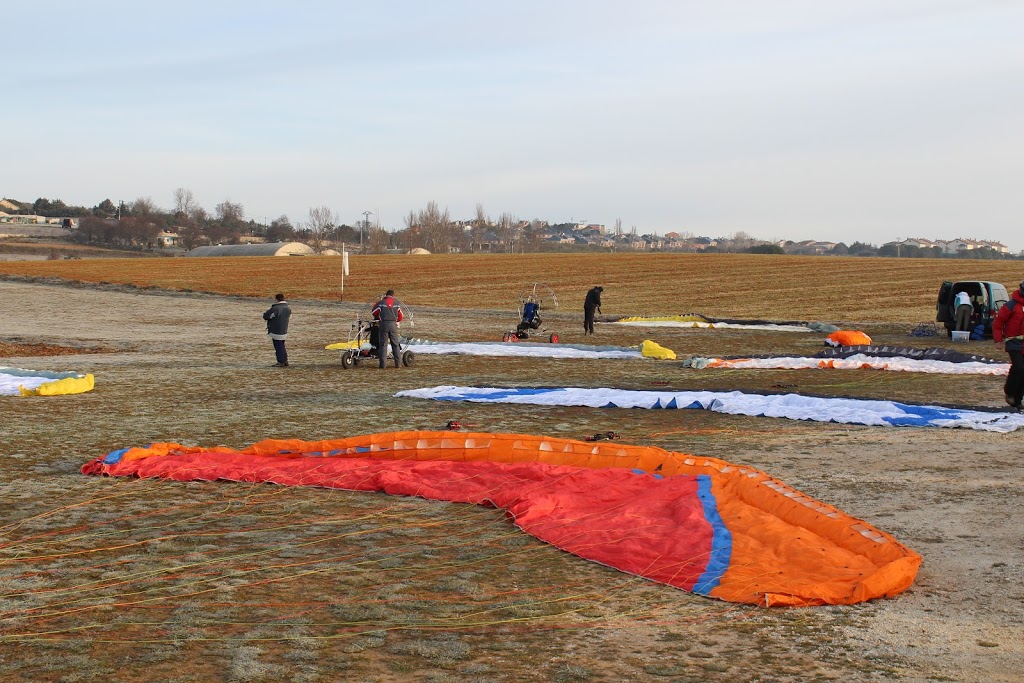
0,214 -> 62,225
979,240 -> 1010,254
784,240 -> 838,255
940,238 -> 1009,254
184,242 -> 315,257
683,237 -> 717,251
156,231 -> 180,247
886,237 -> 1009,255
898,238 -> 937,249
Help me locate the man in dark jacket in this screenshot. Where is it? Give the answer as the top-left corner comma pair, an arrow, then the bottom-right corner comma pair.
583,286 -> 603,335
263,293 -> 292,367
372,289 -> 404,368
993,280 -> 1024,410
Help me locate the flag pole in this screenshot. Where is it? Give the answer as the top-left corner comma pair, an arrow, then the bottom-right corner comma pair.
341,242 -> 346,301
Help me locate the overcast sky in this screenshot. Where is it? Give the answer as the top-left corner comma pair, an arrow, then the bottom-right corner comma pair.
6,1 -> 1023,250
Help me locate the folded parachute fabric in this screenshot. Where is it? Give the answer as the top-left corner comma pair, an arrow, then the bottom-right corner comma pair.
325,340 -> 364,350
0,367 -> 95,396
613,313 -> 715,327
684,354 -> 1008,375
396,386 -> 1024,433
82,430 -> 920,607
640,340 -> 676,360
402,339 -> 675,360
816,345 -> 1002,365
610,314 -> 817,332
826,330 -> 872,347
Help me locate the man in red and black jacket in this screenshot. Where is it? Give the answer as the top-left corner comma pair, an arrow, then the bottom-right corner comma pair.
993,280 -> 1024,410
372,289 -> 405,368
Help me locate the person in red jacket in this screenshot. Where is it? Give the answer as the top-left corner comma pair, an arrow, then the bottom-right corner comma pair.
371,289 -> 405,369
992,280 -> 1024,410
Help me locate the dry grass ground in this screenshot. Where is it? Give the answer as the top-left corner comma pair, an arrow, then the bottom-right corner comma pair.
0,341 -> 115,357
1,254 -> 1022,682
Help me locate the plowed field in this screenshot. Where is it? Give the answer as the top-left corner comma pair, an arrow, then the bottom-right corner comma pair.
1,252 -> 1020,322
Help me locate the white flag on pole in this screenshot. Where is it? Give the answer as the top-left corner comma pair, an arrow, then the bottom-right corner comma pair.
342,250 -> 349,276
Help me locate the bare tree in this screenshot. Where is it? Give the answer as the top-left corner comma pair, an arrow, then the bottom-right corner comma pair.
471,203 -> 489,253
402,209 -> 424,250
304,206 -> 338,254
178,224 -> 206,251
366,225 -> 390,254
131,196 -> 159,217
215,200 -> 244,227
190,206 -> 209,230
209,200 -> 243,244
732,231 -> 753,252
74,216 -> 106,244
496,212 -> 520,253
719,231 -> 753,253
266,215 -> 295,243
525,219 -> 546,252
214,200 -> 241,224
173,188 -> 196,218
452,221 -> 471,253
418,201 -> 452,254
124,215 -> 162,248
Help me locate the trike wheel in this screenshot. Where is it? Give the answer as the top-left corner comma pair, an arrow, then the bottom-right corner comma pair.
340,352 -> 355,369
402,350 -> 415,367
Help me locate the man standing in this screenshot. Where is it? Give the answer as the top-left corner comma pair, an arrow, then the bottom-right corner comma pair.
583,286 -> 603,335
953,290 -> 973,332
263,293 -> 291,367
372,289 -> 404,368
993,280 -> 1024,411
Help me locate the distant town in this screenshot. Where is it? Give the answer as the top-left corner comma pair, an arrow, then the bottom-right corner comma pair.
0,194 -> 1017,259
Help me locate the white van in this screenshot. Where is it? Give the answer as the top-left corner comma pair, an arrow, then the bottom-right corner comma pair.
935,281 -> 1009,338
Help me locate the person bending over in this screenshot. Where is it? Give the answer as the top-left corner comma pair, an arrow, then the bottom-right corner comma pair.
583,286 -> 603,335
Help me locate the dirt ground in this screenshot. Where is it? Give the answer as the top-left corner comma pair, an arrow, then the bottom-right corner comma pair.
1,280 -> 1022,683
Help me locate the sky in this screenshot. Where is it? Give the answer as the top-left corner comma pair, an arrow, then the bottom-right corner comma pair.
5,0 -> 1023,250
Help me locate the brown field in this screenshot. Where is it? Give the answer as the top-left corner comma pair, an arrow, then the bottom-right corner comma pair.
1,255 -> 1022,682
1,252 -> 1021,323
0,239 -> 156,259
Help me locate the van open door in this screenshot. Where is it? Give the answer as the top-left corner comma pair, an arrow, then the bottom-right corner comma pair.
988,283 -> 1009,312
936,281 -> 953,323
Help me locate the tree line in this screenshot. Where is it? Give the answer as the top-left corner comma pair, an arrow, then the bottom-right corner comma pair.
9,192 -> 557,254
6,192 -> 1018,258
